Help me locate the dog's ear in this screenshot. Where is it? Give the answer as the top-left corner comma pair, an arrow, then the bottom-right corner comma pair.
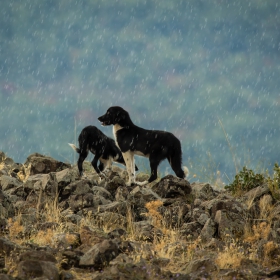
117,110 -> 130,128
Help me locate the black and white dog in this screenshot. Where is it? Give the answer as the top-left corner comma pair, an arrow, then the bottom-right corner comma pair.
68,125 -> 138,178
98,106 -> 188,186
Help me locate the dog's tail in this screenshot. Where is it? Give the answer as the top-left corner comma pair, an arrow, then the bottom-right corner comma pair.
183,166 -> 189,178
169,139 -> 189,179
68,143 -> 80,153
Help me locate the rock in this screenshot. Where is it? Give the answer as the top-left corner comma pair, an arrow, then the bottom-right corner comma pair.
180,222 -> 203,240
97,201 -> 127,215
108,228 -> 127,239
19,250 -> 57,262
0,189 -> 15,218
55,167 -> 80,189
184,257 -> 217,278
191,182 -> 217,200
60,250 -> 84,269
215,209 -> 245,239
24,173 -> 58,194
79,226 -> 108,246
24,153 -> 70,176
200,218 -> 217,243
201,193 -> 247,239
133,220 -> 162,242
96,212 -> 127,230
0,237 -> 21,256
128,185 -> 162,206
60,270 -> 76,280
79,239 -> 120,269
152,175 -> 192,198
105,176 -> 126,196
17,260 -> 59,280
92,186 -> 113,200
0,175 -> 22,191
161,201 -> 190,227
242,185 -> 270,203
115,186 -> 130,201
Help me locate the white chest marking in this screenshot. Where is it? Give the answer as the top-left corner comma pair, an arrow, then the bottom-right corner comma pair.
113,124 -> 124,148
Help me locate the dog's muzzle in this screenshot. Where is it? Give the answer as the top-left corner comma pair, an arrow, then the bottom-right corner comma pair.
98,116 -> 111,126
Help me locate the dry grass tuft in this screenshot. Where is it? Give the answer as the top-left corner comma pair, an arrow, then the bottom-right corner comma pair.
145,200 -> 163,229
7,216 -> 24,240
215,240 -> 245,269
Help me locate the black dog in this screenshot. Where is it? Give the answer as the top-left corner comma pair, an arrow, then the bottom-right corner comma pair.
98,106 -> 188,186
68,125 -> 138,178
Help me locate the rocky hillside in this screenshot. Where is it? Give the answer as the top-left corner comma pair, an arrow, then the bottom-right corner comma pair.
0,151 -> 280,279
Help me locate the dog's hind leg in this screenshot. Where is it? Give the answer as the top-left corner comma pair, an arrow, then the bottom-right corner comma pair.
122,151 -> 135,186
91,154 -> 108,181
148,156 -> 161,183
77,150 -> 88,177
168,156 -> 185,179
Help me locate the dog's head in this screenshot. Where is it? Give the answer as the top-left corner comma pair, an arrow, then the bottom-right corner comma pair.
98,106 -> 131,127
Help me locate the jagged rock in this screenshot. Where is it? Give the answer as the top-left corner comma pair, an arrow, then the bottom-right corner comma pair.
108,228 -> 126,239
242,185 -> 271,203
68,193 -> 110,213
191,182 -> 217,200
96,212 -> 127,229
19,250 -> 57,262
0,238 -> 21,256
0,175 -> 22,191
17,250 -> 59,279
128,185 -> 162,207
55,167 -> 80,189
152,175 -> 192,198
24,173 -> 58,194
105,176 -> 126,196
61,179 -> 94,198
53,232 -> 81,249
215,209 -> 245,239
160,201 -> 190,227
3,157 -> 14,167
115,186 -> 130,201
24,153 -> 70,176
186,207 -> 210,226
0,189 -> 15,218
17,260 -> 59,280
200,218 -> 217,243
79,239 -> 119,269
79,226 -> 108,246
184,257 -> 217,278
92,186 -> 113,200
60,250 -> 84,269
180,222 -> 203,239
59,270 -> 75,280
97,201 -> 127,215
132,220 -> 163,242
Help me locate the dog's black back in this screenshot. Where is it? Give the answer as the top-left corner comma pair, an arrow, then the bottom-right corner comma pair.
69,125 -> 137,176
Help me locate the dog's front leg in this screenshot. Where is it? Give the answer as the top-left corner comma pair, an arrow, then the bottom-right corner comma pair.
122,151 -> 135,186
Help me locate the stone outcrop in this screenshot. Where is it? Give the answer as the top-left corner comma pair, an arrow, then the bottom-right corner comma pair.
0,151 -> 279,279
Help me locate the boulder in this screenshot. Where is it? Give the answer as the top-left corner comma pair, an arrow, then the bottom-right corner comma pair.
152,175 -> 192,198
79,239 -> 120,269
24,153 -> 70,176
191,182 -> 217,200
